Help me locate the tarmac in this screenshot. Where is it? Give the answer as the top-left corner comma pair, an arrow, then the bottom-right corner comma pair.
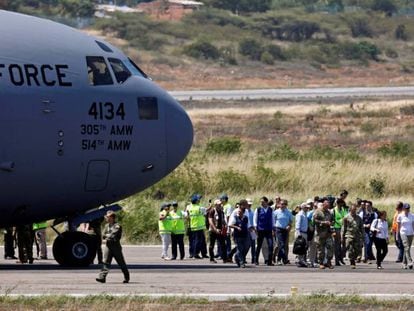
1,245 -> 414,299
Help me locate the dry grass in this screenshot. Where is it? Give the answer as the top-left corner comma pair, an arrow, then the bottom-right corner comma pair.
1,295 -> 414,311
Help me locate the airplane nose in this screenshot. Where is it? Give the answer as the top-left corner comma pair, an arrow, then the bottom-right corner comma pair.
165,97 -> 193,172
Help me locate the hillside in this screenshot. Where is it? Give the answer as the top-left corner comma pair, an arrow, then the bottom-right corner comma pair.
91,5 -> 414,90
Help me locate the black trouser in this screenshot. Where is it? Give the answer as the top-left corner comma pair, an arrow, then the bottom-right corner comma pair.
255,230 -> 273,265
276,228 -> 288,263
171,233 -> 185,259
374,237 -> 388,267
208,231 -> 227,261
4,227 -> 15,258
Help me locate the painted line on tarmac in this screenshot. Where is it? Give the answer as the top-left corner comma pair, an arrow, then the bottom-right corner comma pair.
2,293 -> 413,300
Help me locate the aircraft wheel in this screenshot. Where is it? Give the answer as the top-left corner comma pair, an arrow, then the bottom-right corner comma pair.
53,231 -> 97,267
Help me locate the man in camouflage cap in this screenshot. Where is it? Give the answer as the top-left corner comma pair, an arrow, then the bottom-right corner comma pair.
96,210 -> 129,283
342,204 -> 364,269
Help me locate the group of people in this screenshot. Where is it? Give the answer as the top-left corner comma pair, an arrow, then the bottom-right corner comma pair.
158,190 -> 414,270
3,222 -> 48,264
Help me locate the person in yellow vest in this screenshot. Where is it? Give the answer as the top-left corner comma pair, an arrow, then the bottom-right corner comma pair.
33,221 -> 48,260
170,201 -> 185,260
185,194 -> 207,259
333,198 -> 348,266
159,203 -> 173,260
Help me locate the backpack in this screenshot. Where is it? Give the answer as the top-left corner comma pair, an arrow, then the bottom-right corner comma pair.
293,235 -> 307,255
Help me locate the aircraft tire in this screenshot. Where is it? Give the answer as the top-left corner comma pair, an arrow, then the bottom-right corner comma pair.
53,231 -> 97,267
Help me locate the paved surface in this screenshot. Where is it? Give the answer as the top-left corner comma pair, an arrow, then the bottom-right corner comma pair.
169,86 -> 414,101
1,245 -> 414,298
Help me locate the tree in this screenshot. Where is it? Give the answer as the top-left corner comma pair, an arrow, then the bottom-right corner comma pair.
207,0 -> 272,13
371,0 -> 397,17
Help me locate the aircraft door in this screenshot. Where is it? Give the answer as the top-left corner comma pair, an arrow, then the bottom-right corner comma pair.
85,160 -> 110,192
135,96 -> 166,186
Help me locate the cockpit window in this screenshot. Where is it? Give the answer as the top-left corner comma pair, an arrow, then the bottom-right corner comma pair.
86,56 -> 113,86
108,58 -> 132,84
138,97 -> 158,120
126,58 -> 149,79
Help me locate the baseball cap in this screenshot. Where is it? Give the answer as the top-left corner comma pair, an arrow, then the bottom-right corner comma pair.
403,203 -> 411,209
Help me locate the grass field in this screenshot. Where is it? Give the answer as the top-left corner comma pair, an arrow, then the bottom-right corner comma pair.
1,295 -> 414,311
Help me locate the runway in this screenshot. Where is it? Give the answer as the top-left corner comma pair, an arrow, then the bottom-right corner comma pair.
169,86 -> 414,101
1,245 -> 413,299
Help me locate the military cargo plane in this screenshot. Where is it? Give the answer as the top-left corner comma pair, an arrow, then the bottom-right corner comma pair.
0,10 -> 193,266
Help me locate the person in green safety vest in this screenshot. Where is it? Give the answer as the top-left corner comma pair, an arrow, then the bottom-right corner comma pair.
33,221 -> 48,260
159,203 -> 173,260
333,198 -> 348,266
185,194 -> 207,259
170,201 -> 185,260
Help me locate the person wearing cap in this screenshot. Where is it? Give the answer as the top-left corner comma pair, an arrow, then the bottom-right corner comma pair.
185,194 -> 207,259
159,203 -> 173,260
342,204 -> 364,269
391,201 -> 404,263
245,198 -> 256,264
96,210 -> 129,284
313,199 -> 334,269
397,203 -> 414,269
170,201 -> 185,260
332,198 -> 347,266
254,196 -> 275,266
295,203 -> 308,267
207,199 -> 227,263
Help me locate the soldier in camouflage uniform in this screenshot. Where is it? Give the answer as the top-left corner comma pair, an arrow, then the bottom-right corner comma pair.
342,204 -> 364,269
96,210 -> 129,283
313,199 -> 334,269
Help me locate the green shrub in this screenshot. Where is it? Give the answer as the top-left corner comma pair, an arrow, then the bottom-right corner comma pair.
395,24 -> 409,41
400,105 -> 414,116
239,38 -> 264,61
253,165 -> 278,191
348,18 -> 373,38
360,122 -> 378,134
122,197 -> 159,243
369,176 -> 385,197
265,44 -> 286,60
377,142 -> 413,158
213,169 -> 251,193
371,0 -> 397,17
340,41 -> 380,61
147,160 -> 206,199
183,40 -> 220,60
205,137 -> 242,154
302,145 -> 363,161
261,51 -> 274,64
268,143 -> 300,160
